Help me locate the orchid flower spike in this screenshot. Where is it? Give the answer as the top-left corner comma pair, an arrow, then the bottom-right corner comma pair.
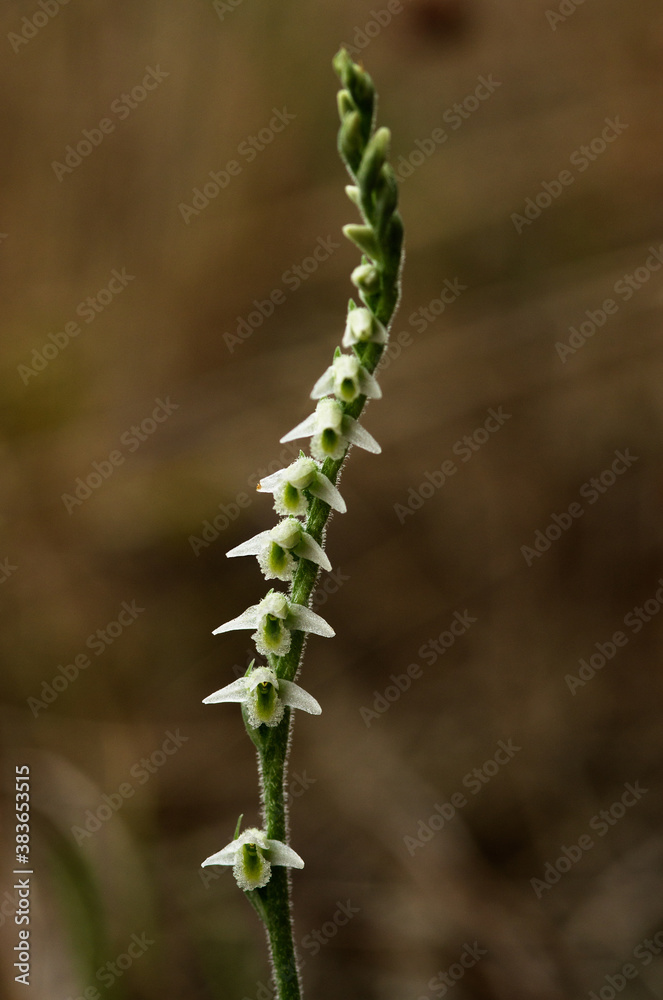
257,455 -> 346,516
311,351 -> 382,404
281,397 -> 380,462
213,590 -> 334,657
201,826 -> 304,891
226,517 -> 331,582
342,305 -> 387,348
203,663 -> 321,728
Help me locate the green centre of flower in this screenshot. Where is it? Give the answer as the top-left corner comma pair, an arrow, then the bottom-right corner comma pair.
241,842 -> 263,878
263,614 -> 284,649
321,428 -> 339,452
282,482 -> 301,512
255,681 -> 279,723
339,377 -> 357,401
268,542 -> 290,575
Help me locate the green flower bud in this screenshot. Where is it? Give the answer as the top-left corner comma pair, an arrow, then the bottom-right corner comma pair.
337,89 -> 355,122
342,223 -> 381,262
374,163 -> 399,235
338,111 -> 364,174
358,126 -> 391,195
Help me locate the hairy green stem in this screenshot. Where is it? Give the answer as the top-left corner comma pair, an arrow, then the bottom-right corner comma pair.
251,719 -> 300,999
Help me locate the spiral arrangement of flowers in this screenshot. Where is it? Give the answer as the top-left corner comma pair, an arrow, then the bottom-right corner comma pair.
200,48 -> 405,1000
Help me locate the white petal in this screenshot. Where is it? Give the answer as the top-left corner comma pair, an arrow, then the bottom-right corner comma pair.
310,368 -> 335,399
277,456 -> 317,490
257,468 -> 286,492
348,307 -> 373,339
280,413 -> 318,444
293,532 -> 332,571
244,666 -> 279,691
257,591 -> 290,619
212,606 -> 260,635
235,827 -> 269,849
279,679 -> 322,716
226,531 -> 271,559
358,369 -> 382,399
308,474 -> 347,514
333,354 -> 361,380
265,839 -> 305,869
203,677 -> 248,704
287,604 -> 335,638
343,308 -> 388,346
201,843 -> 238,867
342,416 -> 381,454
316,398 -> 344,432
269,518 -> 302,550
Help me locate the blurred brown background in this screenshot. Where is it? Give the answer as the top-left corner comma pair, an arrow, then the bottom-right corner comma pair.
1,1 -> 663,998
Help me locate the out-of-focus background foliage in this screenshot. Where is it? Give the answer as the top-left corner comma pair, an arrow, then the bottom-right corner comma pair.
2,1 -> 663,997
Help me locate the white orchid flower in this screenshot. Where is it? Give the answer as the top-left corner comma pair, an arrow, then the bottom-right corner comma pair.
226,517 -> 331,582
280,397 -> 380,463
201,826 -> 304,891
351,262 -> 381,298
257,455 -> 346,516
203,663 -> 321,728
341,306 -> 387,348
311,352 -> 382,404
213,590 -> 334,657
